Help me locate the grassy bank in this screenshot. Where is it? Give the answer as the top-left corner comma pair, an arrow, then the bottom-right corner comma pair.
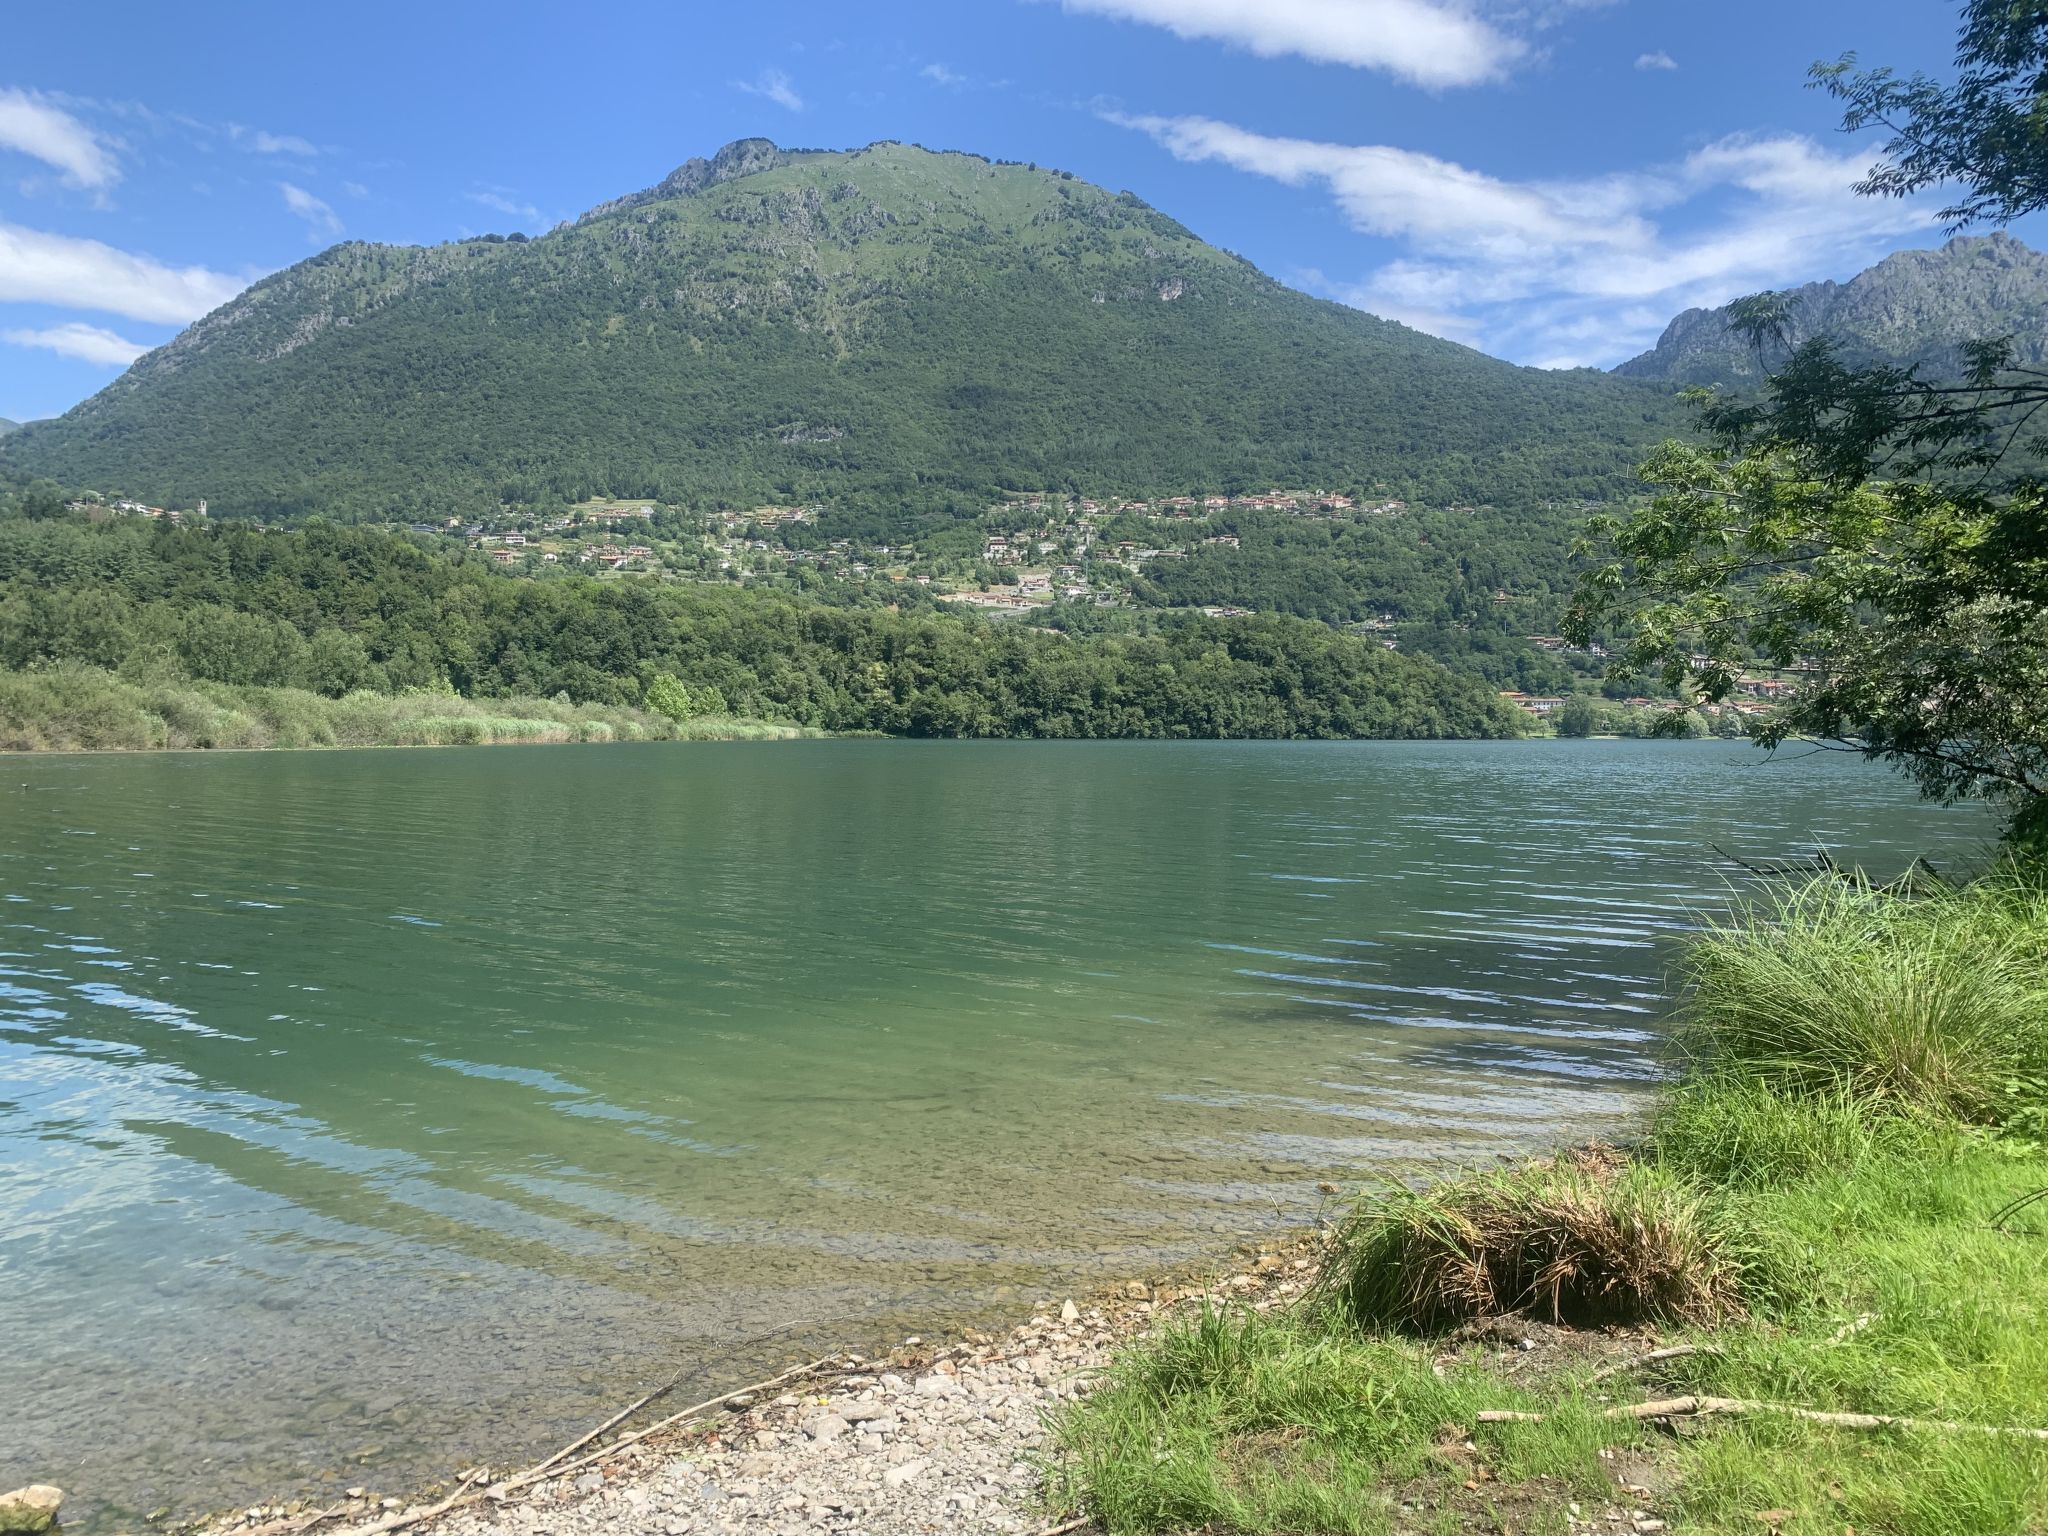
0,663 -> 818,750
1053,873 -> 2048,1535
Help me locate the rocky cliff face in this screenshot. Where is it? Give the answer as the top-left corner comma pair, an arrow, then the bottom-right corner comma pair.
1616,233 -> 2048,386
574,137 -> 796,224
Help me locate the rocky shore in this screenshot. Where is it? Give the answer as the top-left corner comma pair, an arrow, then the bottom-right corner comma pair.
192,1241 -> 1324,1536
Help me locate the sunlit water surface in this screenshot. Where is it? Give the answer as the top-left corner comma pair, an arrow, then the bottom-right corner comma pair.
0,740 -> 1989,1525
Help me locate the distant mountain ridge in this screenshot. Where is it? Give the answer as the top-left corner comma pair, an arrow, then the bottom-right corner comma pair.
1616,233 -> 2048,387
2,138 -> 1681,521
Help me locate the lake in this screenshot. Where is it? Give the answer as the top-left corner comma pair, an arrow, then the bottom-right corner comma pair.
0,739 -> 1989,1526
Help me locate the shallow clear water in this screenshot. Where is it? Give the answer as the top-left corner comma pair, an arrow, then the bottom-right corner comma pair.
0,739 -> 1988,1525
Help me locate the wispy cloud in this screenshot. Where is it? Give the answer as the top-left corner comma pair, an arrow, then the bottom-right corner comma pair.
1635,50 -> 1677,71
246,128 -> 318,156
465,187 -> 544,225
3,320 -> 149,366
921,62 -> 968,86
0,86 -> 120,189
279,181 -> 342,239
342,180 -> 369,198
1049,0 -> 1524,89
1106,111 -> 1937,366
0,220 -> 246,322
733,68 -> 803,112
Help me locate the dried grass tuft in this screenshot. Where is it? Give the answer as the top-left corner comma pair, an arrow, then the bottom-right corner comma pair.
1317,1147 -> 1753,1331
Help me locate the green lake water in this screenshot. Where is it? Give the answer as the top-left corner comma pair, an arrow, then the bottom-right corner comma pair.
0,739 -> 1989,1526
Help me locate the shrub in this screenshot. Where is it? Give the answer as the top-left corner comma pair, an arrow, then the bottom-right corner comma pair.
1317,1149 -> 1757,1330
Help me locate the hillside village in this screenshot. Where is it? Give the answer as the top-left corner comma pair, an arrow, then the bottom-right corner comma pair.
52,483 -> 1800,737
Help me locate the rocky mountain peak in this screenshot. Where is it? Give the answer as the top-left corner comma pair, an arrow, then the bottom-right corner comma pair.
576,138 -> 789,225
1615,232 -> 2048,387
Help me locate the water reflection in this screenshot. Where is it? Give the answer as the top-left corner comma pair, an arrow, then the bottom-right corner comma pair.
0,739 -> 1988,1528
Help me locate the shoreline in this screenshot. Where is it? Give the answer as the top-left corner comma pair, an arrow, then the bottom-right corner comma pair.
0,723 -> 821,758
187,1233 -> 1332,1536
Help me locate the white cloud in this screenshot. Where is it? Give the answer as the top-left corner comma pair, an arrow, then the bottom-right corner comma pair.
1635,50 -> 1677,70
921,62 -> 967,86
3,320 -> 149,366
279,181 -> 342,239
0,220 -> 245,322
342,180 -> 369,198
227,123 -> 319,156
466,188 -> 544,224
250,129 -> 318,156
0,87 -> 120,189
733,68 -> 803,112
1052,0 -> 1524,88
1108,112 -> 1938,365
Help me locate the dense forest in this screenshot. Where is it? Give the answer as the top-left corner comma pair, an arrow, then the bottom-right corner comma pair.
0,502 -> 1523,741
2,139 -> 1684,524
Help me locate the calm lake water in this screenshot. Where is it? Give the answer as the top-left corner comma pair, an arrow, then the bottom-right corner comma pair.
0,740 -> 1989,1526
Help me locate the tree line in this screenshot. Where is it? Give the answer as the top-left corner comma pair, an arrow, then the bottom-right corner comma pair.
0,505 -> 1522,741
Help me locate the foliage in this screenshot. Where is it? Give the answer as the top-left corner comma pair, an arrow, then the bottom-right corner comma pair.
1814,1 -> 2048,230
1573,3 -> 2048,847
1570,433 -> 2048,839
0,141 -> 1682,524
0,509 -> 1521,742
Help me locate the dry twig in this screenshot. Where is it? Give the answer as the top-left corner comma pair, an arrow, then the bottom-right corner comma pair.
267,1355 -> 836,1536
1477,1395 -> 2048,1439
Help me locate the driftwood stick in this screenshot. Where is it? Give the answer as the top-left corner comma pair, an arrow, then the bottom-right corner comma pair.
238,1502 -> 354,1536
1588,1344 -> 1717,1382
1477,1395 -> 2048,1440
301,1355 -> 836,1536
492,1356 -> 835,1493
527,1365 -> 686,1477
1028,1519 -> 1094,1536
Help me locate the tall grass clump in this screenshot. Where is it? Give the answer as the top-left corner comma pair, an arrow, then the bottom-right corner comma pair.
1678,876 -> 2048,1124
1317,1151 -> 1762,1330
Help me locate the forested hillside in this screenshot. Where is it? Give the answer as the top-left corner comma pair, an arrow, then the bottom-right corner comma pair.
0,506 -> 1520,740
2,139 -> 1681,523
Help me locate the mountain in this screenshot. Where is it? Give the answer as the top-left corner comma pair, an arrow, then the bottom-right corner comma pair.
1616,233 -> 2048,388
3,138 -> 1680,522
0,420 -> 20,437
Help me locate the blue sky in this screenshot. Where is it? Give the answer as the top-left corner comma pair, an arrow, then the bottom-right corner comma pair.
1,0 -> 2024,422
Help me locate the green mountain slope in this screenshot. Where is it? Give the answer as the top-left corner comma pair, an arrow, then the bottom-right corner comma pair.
4,139 -> 1680,521
0,420 -> 20,437
1616,233 -> 2048,388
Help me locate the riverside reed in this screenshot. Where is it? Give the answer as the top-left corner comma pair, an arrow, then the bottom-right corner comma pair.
0,662 -> 814,751
1050,873 -> 2048,1535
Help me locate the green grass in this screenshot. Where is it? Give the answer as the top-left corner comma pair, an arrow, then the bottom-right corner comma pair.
1678,875 -> 2048,1122
1052,875 -> 2048,1535
0,662 -> 819,751
1049,1307 -> 1629,1536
